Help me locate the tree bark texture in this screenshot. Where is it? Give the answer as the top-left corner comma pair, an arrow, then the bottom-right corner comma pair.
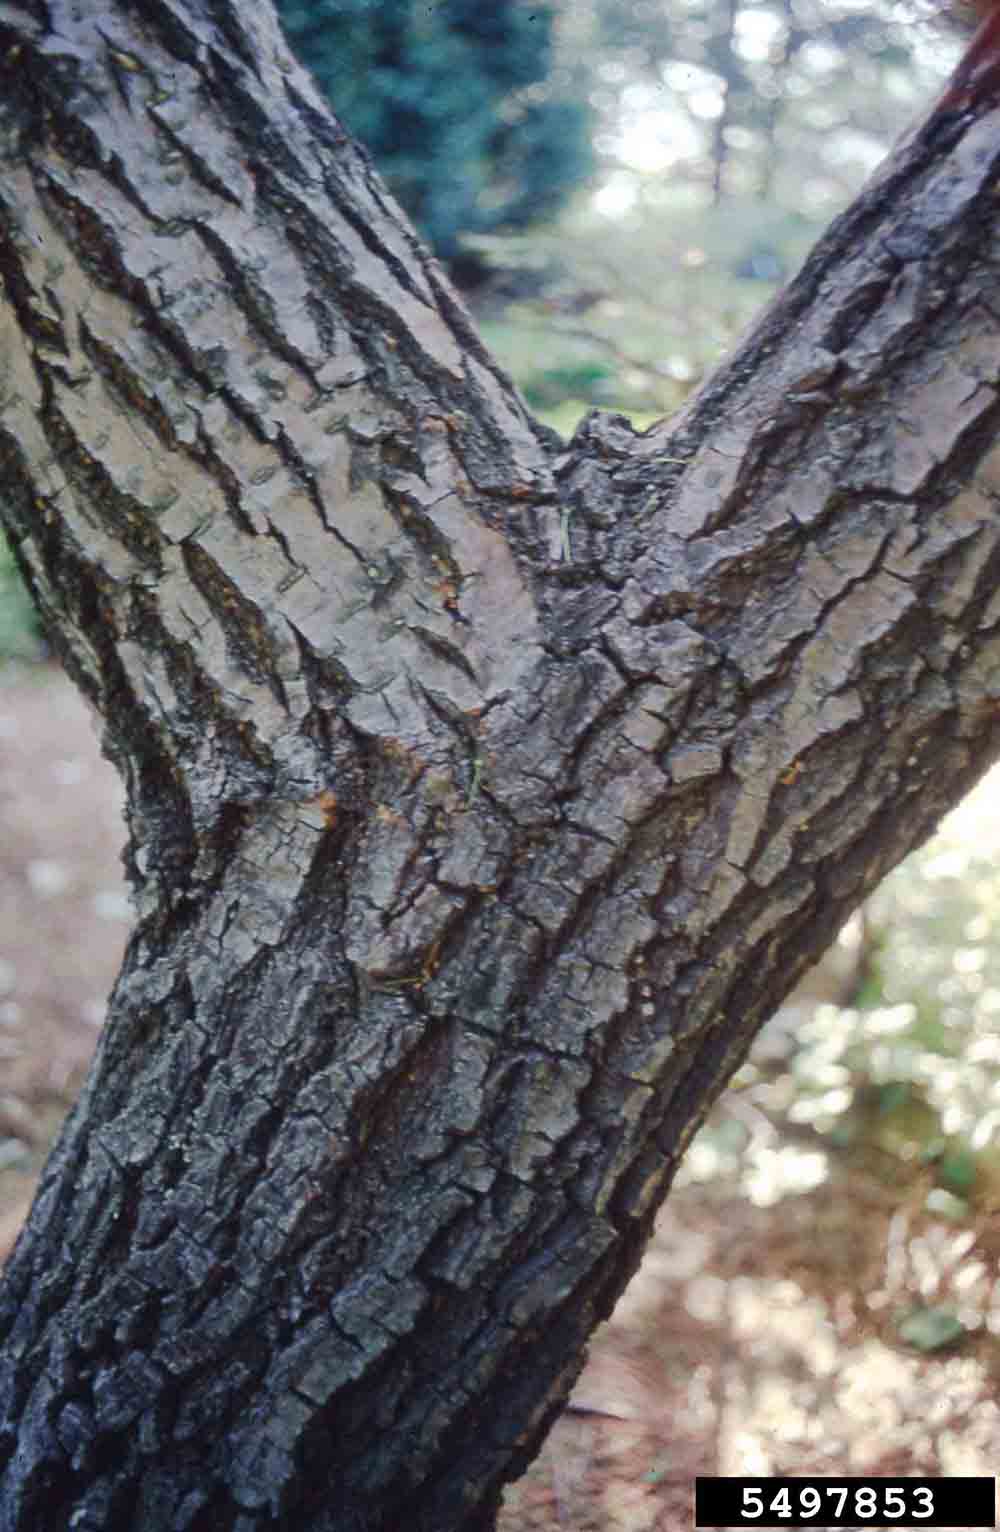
3,2 -> 1000,1528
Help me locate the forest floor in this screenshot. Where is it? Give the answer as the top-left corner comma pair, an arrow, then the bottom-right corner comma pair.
0,662 -> 128,1257
2,664 -> 999,1531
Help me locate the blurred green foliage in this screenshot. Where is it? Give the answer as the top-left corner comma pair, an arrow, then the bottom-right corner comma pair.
896,1305 -> 966,1352
688,767 -> 1000,1230
474,200 -> 818,430
0,534 -> 40,661
275,0 -> 593,273
673,768 -> 1000,1355
469,0 -> 958,425
520,360 -> 616,411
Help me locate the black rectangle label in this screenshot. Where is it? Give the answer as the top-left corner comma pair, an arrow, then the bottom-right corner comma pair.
694,1477 -> 995,1527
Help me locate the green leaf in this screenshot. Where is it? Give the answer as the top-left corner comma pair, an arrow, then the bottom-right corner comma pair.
938,1148 -> 976,1194
896,1306 -> 965,1352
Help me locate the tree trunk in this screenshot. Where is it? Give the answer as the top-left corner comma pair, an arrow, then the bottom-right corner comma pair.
2,3 -> 1000,1528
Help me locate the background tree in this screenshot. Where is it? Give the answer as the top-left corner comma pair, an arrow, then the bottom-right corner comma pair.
2,2 -> 1000,1530
274,0 -> 594,283
466,0 -> 963,428
587,0 -> 950,215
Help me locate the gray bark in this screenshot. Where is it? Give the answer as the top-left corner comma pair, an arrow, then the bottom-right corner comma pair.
2,1 -> 1000,1528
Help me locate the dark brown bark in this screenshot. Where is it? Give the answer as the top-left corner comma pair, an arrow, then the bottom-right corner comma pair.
2,2 -> 1000,1528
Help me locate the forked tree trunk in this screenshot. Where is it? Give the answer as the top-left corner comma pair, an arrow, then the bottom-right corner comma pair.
2,2 -> 1000,1528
